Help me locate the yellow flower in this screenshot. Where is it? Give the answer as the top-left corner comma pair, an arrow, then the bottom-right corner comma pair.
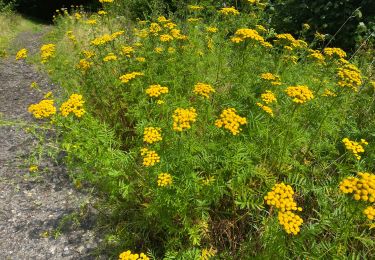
188,18 -> 201,23
157,173 -> 173,187
145,84 -> 169,97
219,7 -> 240,15
278,211 -> 303,235
86,19 -> 97,25
340,172 -> 375,203
140,148 -> 160,167
160,34 -> 173,42
264,183 -> 301,212
337,64 -> 362,92
255,25 -> 267,33
28,99 -> 56,119
323,47 -> 347,59
157,16 -> 170,23
364,206 -> 375,220
260,72 -> 282,85
154,47 -> 164,53
156,100 -> 164,105
60,94 -> 85,118
135,57 -> 146,62
143,127 -> 162,144
82,50 -> 95,58
188,5 -> 204,11
193,83 -> 215,98
231,28 -> 266,45
40,44 -> 56,63
164,22 -> 177,30
342,138 -> 368,160
285,85 -> 314,104
119,72 -> 144,83
97,10 -> 107,15
16,48 -> 27,60
121,46 -> 135,57
261,90 -> 276,104
99,0 -> 114,3
215,108 -> 247,135
29,165 -> 39,173
308,49 -> 325,64
77,59 -> 93,71
206,26 -> 218,33
103,52 -> 117,62
119,250 -> 149,260
172,108 -> 197,132
256,102 -> 274,117
321,89 -> 337,97
149,23 -> 162,35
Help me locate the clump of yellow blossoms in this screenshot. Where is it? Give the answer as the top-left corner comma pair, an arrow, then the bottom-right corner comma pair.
82,50 -> 95,59
285,85 -> 314,104
323,47 -> 347,59
261,90 -> 277,104
219,7 -> 240,15
200,247 -> 217,260
260,73 -> 282,85
29,165 -> 38,172
154,47 -> 164,53
135,57 -> 146,62
193,83 -> 215,98
308,50 -> 325,64
337,64 -> 362,92
172,108 -> 197,131
340,172 -> 375,202
40,44 -> 56,63
145,84 -> 169,97
278,211 -> 303,235
97,10 -> 107,15
342,138 -> 368,160
91,31 -> 124,46
160,34 -> 174,42
119,250 -> 149,260
28,99 -> 56,119
264,183 -> 302,212
256,102 -> 274,117
321,89 -> 337,97
231,28 -> 272,48
77,59 -> 93,71
119,72 -> 144,83
140,148 -> 160,167
149,23 -> 162,35
121,46 -> 134,57
265,183 -> 303,235
364,206 -> 375,220
103,53 -> 117,62
215,108 -> 247,135
16,48 -> 27,60
60,94 -> 85,117
274,34 -> 306,49
157,16 -> 170,23
143,127 -> 162,144
99,0 -> 114,3
157,173 -> 173,187
188,5 -> 204,10
206,26 -> 218,33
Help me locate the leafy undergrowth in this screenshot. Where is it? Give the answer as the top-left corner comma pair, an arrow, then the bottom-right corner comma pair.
18,3 -> 375,259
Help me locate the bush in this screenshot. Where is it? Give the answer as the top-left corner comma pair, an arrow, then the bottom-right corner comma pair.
24,3 -> 375,259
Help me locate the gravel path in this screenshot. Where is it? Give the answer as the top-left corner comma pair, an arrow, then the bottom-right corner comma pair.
0,28 -> 102,259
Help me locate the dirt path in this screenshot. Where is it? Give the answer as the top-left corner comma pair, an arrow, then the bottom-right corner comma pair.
0,28 -> 102,259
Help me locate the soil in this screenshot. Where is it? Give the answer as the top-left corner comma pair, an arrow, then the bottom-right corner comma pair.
0,28 -> 104,259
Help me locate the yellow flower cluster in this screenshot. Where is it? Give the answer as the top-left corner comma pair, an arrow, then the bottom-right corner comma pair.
77,59 -> 93,71
285,85 -> 314,104
119,250 -> 149,260
231,28 -> 271,47
274,34 -> 305,49
321,89 -> 337,97
154,47 -> 164,53
157,16 -> 170,23
364,206 -> 375,220
260,73 -> 282,85
99,0 -> 113,3
97,10 -> 107,15
103,53 -> 117,62
140,148 -> 160,167
82,50 -> 95,58
135,57 -> 146,62
16,48 -> 27,60
28,99 -> 56,119
323,47 -> 347,59
308,50 -> 325,64
86,19 -> 97,25
188,5 -> 204,10
219,7 -> 240,15
91,31 -> 124,46
193,83 -> 215,98
60,94 -> 85,117
40,44 -> 56,63
261,90 -> 277,104
121,46 -> 134,57
264,183 -> 302,212
206,26 -> 218,33
256,102 -> 274,117
66,31 -> 77,44
160,34 -> 173,42
170,29 -> 188,40
264,183 -> 303,235
215,108 -> 247,135
157,173 -> 173,187
278,211 -> 304,235
150,23 -> 162,35
145,84 -> 169,97
172,107 -> 197,131
337,64 -> 362,92
119,72 -> 144,83
282,55 -> 298,64
340,172 -> 375,201
29,165 -> 38,172
255,25 -> 267,33
143,127 -> 162,144
342,138 -> 368,160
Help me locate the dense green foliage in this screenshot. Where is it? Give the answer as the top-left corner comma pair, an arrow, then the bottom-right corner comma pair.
16,2 -> 375,259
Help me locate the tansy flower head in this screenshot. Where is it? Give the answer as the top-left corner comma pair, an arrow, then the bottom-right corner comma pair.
160,34 -> 173,42
172,108 -> 197,131
103,53 -> 117,62
143,127 -> 162,144
285,85 -> 314,104
260,73 -> 282,85
342,138 -> 368,160
219,7 -> 239,15
261,90 -> 277,104
28,99 -> 56,119
157,173 -> 173,187
145,84 -> 169,98
16,48 -> 27,60
364,206 -> 375,220
188,5 -> 204,11
278,211 -> 303,235
121,46 -> 134,57
215,108 -> 247,135
340,172 -> 375,202
323,47 -> 347,59
119,72 -> 144,83
119,250 -> 149,260
337,64 -> 362,92
60,94 -> 85,117
140,148 -> 160,167
206,26 -> 218,33
40,44 -> 56,63
193,83 -> 215,98
256,102 -> 274,117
